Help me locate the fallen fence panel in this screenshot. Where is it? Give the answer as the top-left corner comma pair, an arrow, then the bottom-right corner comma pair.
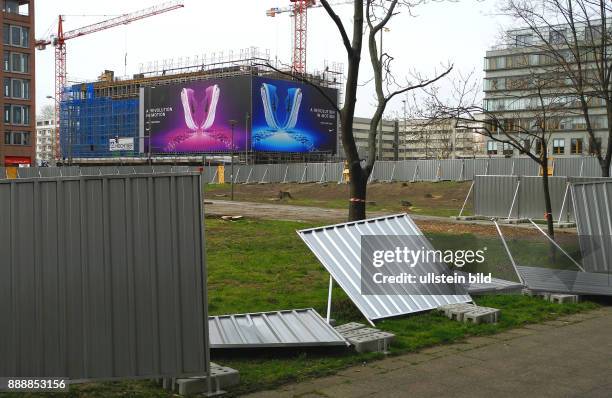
517,266 -> 612,296
209,309 -> 348,348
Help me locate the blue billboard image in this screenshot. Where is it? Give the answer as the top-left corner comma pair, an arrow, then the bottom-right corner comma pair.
251,76 -> 338,153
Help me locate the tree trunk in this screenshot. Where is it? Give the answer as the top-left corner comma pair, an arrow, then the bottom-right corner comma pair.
348,162 -> 368,221
541,170 -> 555,239
602,164 -> 610,178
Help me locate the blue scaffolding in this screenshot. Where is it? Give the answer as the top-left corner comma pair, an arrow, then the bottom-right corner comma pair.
60,84 -> 139,159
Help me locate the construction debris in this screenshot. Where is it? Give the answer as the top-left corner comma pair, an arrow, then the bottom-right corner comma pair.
548,294 -> 580,304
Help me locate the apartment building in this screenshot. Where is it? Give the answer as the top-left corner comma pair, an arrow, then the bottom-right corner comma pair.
348,116 -> 479,160
1,0 -> 34,167
483,22 -> 610,157
35,117 -> 54,165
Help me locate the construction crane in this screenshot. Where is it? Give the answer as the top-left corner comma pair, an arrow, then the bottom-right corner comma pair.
35,1 -> 185,160
267,0 -> 352,74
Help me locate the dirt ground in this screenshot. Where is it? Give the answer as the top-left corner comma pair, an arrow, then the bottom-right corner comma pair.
206,199 -> 577,242
206,181 -> 473,217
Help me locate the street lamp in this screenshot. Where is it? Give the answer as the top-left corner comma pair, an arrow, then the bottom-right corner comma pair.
229,120 -> 238,201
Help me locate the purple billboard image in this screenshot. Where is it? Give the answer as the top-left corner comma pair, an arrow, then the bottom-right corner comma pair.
145,76 -> 250,153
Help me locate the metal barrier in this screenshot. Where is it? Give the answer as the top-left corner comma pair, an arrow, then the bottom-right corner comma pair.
0,173 -> 210,381
2,157 -> 610,183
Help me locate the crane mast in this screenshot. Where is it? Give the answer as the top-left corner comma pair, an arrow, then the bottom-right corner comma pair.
36,1 -> 185,161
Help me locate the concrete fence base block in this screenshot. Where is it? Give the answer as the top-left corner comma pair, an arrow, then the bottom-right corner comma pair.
548,294 -> 580,304
463,307 -> 500,324
340,327 -> 382,339
347,331 -> 395,354
499,218 -> 529,224
175,363 -> 240,396
334,322 -> 367,334
522,289 -> 552,300
439,303 -> 478,321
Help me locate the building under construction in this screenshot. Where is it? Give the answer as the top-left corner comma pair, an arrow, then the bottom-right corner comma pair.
61,48 -> 343,165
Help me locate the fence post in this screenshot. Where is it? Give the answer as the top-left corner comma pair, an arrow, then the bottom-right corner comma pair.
510,159 -> 515,176
244,167 -> 253,184
234,167 -> 241,184
259,167 -> 269,184
368,163 -> 375,184
458,180 -> 474,217
557,182 -> 570,223
458,160 -> 465,181
411,164 -> 419,182
282,165 -> 289,184
209,168 -> 218,184
485,159 -> 490,175
579,158 -> 584,177
507,179 -> 521,220
388,163 -> 396,183
300,165 -> 308,184
318,166 -> 326,184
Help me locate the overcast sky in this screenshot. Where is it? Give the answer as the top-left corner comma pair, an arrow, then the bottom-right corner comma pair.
35,0 -> 511,118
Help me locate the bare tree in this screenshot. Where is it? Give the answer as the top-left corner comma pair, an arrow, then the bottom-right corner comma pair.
503,0 -> 612,176
423,70 -> 573,238
266,1 -> 452,220
38,104 -> 55,121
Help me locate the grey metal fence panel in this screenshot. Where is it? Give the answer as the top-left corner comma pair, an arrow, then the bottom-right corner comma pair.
396,160 -> 417,181
153,165 -> 172,173
16,167 -> 41,178
298,214 -> 472,322
473,175 -> 520,218
517,176 -> 569,221
369,161 -> 394,182
305,163 -> 326,183
417,160 -> 439,181
554,157 -> 602,177
439,159 -> 463,181
473,158 -> 490,176
37,167 -> 81,178
0,173 -> 209,380
570,181 -> 612,273
209,309 -> 348,348
517,266 -> 612,296
0,167 -> 5,179
513,158 -> 539,176
283,163 -> 305,183
488,158 -> 515,175
325,162 -> 343,183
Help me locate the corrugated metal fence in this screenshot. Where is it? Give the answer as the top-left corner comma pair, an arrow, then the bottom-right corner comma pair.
0,173 -> 210,381
3,157 -> 610,183
473,175 -> 612,222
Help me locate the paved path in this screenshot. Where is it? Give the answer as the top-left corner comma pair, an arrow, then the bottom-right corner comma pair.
205,200 -> 577,233
245,307 -> 612,398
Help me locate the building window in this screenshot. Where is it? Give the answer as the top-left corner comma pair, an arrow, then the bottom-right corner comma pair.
4,131 -> 30,145
487,140 -> 498,155
571,138 -> 583,155
515,34 -> 533,46
3,24 -> 29,48
3,78 -> 29,99
522,139 -> 531,153
3,1 -> 29,16
502,142 -> 513,156
3,51 -> 29,73
549,29 -> 566,44
553,138 -> 565,154
4,104 -> 30,125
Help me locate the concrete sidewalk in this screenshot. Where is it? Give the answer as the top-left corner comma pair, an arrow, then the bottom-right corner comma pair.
245,307 -> 612,398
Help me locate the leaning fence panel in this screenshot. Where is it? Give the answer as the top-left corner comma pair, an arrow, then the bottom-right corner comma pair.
473,175 -> 520,219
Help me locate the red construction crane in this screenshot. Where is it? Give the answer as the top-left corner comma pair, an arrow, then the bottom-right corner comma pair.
36,1 -> 185,160
267,0 -> 352,74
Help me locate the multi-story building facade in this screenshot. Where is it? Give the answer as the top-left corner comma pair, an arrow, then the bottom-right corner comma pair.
483,23 -> 609,158
1,0 -> 34,167
36,117 -> 54,165
349,116 -> 480,160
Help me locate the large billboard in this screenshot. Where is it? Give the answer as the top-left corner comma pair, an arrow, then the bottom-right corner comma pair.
251,76 -> 338,153
143,75 -> 338,154
145,76 -> 250,153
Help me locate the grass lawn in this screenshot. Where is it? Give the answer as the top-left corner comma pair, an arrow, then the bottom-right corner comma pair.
12,217 -> 598,398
